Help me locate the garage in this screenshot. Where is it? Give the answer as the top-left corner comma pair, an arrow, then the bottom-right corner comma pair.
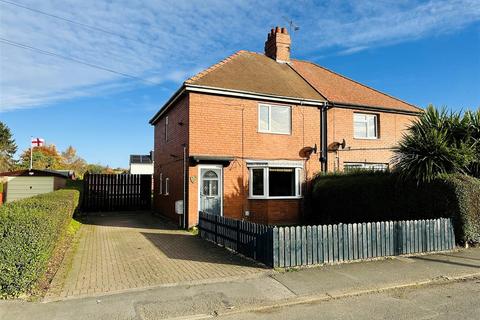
0,169 -> 70,203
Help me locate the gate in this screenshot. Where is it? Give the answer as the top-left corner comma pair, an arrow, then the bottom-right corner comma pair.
82,173 -> 152,212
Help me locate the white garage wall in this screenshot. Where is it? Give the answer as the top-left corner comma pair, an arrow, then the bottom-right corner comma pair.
6,176 -> 54,202
130,163 -> 154,175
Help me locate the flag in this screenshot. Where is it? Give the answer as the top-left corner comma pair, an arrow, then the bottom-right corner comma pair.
31,137 -> 45,147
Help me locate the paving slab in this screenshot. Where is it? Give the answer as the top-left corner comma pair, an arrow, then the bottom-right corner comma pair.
45,212 -> 266,301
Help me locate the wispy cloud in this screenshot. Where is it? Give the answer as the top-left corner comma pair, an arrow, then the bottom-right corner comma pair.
1,0 -> 479,111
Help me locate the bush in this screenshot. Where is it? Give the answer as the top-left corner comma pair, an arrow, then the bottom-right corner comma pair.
310,172 -> 480,244
443,174 -> 480,243
393,106 -> 480,182
0,189 -> 79,298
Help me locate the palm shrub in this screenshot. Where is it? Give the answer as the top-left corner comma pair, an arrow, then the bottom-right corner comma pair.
465,109 -> 480,177
393,105 -> 480,183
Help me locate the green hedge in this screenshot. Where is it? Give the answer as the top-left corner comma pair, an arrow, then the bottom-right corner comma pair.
310,172 -> 480,244
0,189 -> 79,298
443,175 -> 480,243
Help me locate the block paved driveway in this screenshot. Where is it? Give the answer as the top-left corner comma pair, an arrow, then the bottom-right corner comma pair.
46,212 -> 265,301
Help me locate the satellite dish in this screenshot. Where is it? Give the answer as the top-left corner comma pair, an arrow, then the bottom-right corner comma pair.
328,139 -> 347,152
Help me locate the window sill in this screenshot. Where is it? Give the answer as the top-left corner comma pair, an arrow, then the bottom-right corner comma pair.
257,130 -> 291,136
353,137 -> 379,140
248,196 -> 302,200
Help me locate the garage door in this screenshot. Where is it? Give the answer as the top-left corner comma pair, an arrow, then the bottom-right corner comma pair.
6,176 -> 54,202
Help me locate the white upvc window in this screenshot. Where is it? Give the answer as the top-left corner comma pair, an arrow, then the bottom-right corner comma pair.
258,104 -> 291,134
164,177 -> 169,195
354,113 -> 378,139
344,162 -> 388,172
158,173 -> 163,195
248,161 -> 303,199
165,116 -> 169,142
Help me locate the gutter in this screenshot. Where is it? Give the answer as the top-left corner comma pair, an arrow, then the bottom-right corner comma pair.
329,101 -> 422,116
318,102 -> 331,173
149,84 -> 327,125
149,86 -> 186,125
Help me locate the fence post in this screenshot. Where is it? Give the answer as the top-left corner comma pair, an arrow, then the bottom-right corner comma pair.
236,219 -> 240,252
214,215 -> 218,243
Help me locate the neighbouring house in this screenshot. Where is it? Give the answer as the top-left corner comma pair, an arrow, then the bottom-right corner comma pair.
0,169 -> 71,203
129,152 -> 154,175
149,26 -> 422,228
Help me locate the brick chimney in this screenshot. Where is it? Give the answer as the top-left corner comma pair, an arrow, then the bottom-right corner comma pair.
264,26 -> 291,63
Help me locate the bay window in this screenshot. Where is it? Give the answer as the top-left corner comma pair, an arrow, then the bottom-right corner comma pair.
248,161 -> 303,199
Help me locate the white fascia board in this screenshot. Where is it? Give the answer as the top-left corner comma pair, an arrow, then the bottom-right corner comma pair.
149,84 -> 327,125
185,84 -> 327,106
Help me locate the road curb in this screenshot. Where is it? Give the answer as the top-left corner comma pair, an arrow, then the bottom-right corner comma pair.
171,272 -> 480,320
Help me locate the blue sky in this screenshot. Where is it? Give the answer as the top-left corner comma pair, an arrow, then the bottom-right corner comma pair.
1,0 -> 479,168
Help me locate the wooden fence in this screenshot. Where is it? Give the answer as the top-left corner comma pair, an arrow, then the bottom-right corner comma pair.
198,212 -> 273,266
82,173 -> 152,212
198,213 -> 455,268
272,218 -> 455,268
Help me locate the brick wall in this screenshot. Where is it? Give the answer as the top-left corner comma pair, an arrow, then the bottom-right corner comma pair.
153,95 -> 189,225
326,107 -> 416,171
152,92 -> 417,227
187,93 -> 320,226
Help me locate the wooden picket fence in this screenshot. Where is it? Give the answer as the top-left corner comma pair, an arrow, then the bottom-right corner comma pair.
198,213 -> 456,268
82,173 -> 152,212
272,218 -> 455,268
198,212 -> 273,266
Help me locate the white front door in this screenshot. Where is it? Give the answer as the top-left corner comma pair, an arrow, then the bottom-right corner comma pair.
199,166 -> 223,216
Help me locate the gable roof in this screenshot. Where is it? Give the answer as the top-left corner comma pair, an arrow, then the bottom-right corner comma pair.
150,50 -> 421,124
290,60 -> 421,113
186,50 -> 325,102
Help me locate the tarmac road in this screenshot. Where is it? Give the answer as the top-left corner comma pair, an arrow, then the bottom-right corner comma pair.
220,277 -> 480,320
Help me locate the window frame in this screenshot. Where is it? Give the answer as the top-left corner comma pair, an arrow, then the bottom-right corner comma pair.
258,103 -> 292,135
248,166 -> 302,199
165,116 -> 169,142
164,177 -> 169,196
158,173 -> 163,195
344,162 -> 388,172
353,113 -> 379,139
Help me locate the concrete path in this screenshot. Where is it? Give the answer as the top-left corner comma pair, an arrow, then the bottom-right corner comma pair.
1,248 -> 479,319
45,212 -> 266,301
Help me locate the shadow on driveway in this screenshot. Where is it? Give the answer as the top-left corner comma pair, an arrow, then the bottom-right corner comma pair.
140,231 -> 260,267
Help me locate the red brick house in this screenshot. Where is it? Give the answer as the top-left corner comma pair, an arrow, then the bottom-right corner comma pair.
150,27 -> 421,228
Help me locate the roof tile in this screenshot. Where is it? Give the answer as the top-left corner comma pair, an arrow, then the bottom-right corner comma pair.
291,60 -> 421,113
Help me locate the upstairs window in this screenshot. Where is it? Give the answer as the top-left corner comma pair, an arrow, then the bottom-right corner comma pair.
258,104 -> 291,134
354,113 -> 378,139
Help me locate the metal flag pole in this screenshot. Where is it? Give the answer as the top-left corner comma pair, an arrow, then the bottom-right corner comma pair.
29,136 -> 33,171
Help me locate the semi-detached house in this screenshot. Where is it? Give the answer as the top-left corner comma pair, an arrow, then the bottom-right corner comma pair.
149,26 -> 422,228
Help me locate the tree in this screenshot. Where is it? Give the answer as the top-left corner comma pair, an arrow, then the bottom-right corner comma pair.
393,105 -> 480,183
0,121 -> 17,172
84,163 -> 107,174
61,145 -> 87,176
19,144 -> 64,170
